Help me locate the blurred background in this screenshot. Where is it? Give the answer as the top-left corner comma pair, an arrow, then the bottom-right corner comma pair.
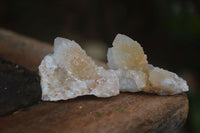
0,0 -> 199,132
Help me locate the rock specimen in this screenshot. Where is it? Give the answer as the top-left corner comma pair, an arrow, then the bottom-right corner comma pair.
39,37 -> 119,101
39,34 -> 189,101
147,67 -> 189,95
107,34 -> 189,95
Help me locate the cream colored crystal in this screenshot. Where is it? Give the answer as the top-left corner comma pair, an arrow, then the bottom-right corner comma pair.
108,34 -> 148,71
108,34 -> 149,91
39,37 -> 119,101
147,67 -> 189,95
107,34 -> 189,95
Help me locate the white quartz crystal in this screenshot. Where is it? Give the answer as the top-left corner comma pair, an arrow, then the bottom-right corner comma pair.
114,69 -> 147,92
39,33 -> 188,100
107,34 -> 189,95
148,67 -> 189,95
39,37 -> 119,101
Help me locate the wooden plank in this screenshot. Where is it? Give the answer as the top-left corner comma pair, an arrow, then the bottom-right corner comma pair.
0,93 -> 188,133
0,28 -> 53,72
0,28 -> 189,133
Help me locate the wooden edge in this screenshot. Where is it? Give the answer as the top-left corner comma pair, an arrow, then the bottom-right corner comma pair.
0,28 -> 108,72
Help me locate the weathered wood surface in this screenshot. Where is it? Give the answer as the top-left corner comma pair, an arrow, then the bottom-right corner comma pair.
0,28 -> 189,133
0,28 -> 53,72
0,93 -> 188,133
0,58 -> 41,116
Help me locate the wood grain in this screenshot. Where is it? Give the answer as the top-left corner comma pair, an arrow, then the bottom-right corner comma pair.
0,28 -> 53,72
0,93 -> 188,133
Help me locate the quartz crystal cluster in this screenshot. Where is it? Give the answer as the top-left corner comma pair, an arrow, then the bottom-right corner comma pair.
107,34 -> 189,95
39,34 -> 189,101
39,37 -> 119,101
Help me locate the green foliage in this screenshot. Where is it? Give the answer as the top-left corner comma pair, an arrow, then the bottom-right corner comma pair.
119,107 -> 124,112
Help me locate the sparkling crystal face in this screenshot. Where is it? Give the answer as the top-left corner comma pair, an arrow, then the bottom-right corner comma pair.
54,38 -> 99,80
111,34 -> 148,71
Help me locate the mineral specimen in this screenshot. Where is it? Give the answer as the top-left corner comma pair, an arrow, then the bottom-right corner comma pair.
107,34 -> 189,95
39,34 -> 188,101
146,67 -> 189,95
39,37 -> 119,101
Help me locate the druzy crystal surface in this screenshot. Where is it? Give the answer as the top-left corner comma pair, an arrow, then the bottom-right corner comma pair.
107,34 -> 189,95
39,37 -> 119,101
146,67 -> 189,95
